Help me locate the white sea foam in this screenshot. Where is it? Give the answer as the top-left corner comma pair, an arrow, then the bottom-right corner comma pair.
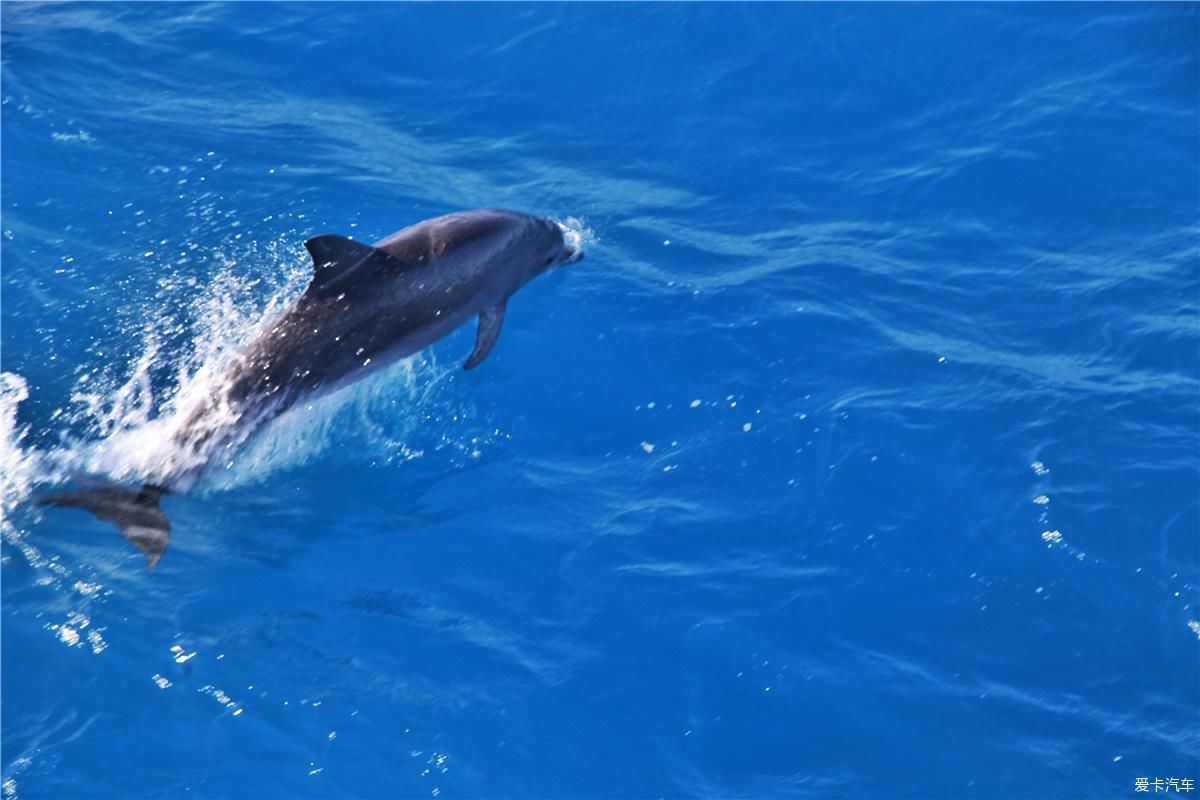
555,216 -> 595,255
0,372 -> 42,519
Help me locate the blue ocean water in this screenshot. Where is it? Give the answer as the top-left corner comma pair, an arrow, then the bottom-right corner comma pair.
2,3 -> 1197,798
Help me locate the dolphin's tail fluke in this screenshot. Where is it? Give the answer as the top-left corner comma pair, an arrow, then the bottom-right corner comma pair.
37,483 -> 171,569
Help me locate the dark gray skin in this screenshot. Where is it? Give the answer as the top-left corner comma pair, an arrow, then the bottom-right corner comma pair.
41,208 -> 583,566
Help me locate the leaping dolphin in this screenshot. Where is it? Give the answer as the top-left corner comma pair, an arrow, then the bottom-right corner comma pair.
39,209 -> 584,567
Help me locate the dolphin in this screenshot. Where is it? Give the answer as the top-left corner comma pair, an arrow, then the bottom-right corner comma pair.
39,208 -> 584,567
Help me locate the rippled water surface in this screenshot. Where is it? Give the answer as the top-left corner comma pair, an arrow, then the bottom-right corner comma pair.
2,4 -> 1198,798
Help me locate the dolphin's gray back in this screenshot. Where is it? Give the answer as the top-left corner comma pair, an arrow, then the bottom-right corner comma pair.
374,209 -> 530,267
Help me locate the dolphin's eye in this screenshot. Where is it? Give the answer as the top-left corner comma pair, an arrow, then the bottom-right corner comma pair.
544,256 -> 554,266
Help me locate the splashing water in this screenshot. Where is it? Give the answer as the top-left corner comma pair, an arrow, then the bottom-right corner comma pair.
51,250 -> 312,489
1,372 -> 42,521
556,216 -> 595,256
2,241 -> 467,521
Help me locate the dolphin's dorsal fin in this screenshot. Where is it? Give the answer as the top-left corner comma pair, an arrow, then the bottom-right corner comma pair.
303,234 -> 414,299
305,234 -> 377,271
464,301 -> 506,370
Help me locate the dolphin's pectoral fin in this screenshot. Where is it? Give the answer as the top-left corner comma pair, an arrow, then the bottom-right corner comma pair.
464,302 -> 507,370
302,235 -> 415,299
37,483 -> 172,569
